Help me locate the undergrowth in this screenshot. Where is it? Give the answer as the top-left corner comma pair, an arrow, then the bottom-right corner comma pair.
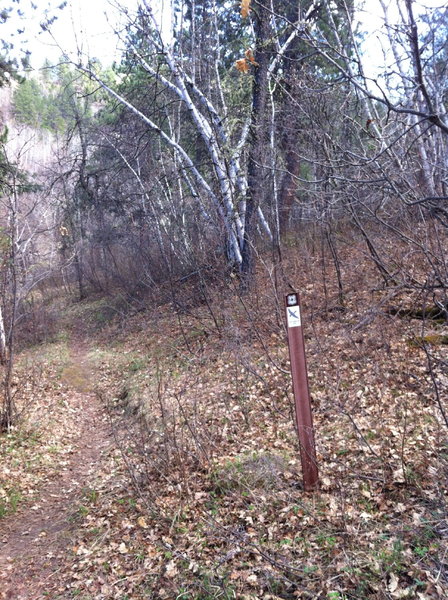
1,238 -> 447,599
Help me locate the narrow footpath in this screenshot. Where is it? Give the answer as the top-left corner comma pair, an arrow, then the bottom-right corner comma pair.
0,347 -> 112,600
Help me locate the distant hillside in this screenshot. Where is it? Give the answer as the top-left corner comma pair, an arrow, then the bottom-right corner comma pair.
0,82 -> 56,173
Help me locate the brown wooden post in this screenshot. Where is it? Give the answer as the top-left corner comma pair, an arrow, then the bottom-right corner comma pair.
285,292 -> 319,491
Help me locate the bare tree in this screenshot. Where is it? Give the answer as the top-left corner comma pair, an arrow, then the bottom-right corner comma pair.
67,0 -> 337,284
0,140 -> 19,429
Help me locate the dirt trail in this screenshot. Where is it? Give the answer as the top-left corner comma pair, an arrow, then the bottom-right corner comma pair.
0,345 -> 112,600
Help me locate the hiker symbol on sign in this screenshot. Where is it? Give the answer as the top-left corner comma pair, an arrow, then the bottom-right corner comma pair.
287,307 -> 301,328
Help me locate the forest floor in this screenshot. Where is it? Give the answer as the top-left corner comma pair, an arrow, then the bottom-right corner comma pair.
1,249 -> 448,599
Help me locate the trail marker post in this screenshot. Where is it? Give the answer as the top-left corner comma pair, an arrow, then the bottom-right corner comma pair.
285,293 -> 319,491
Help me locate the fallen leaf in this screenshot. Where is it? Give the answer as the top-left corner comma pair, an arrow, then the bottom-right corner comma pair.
118,542 -> 128,554
388,572 -> 399,593
137,516 -> 148,528
165,560 -> 178,578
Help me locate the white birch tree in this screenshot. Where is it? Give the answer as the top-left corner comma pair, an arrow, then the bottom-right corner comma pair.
67,0 -> 326,282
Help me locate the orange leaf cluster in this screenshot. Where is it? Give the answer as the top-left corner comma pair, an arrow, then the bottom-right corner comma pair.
235,49 -> 258,74
235,58 -> 249,73
245,48 -> 258,66
241,0 -> 251,18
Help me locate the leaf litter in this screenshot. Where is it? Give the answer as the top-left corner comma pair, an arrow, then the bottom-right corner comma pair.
1,250 -> 447,599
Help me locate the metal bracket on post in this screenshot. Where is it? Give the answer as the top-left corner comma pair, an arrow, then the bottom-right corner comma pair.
286,292 -> 319,491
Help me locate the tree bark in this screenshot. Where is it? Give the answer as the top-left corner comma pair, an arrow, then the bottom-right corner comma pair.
0,305 -> 7,366
240,3 -> 273,287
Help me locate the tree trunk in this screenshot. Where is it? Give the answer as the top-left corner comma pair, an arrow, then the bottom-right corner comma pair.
0,305 -> 7,366
279,150 -> 301,235
240,3 -> 273,287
